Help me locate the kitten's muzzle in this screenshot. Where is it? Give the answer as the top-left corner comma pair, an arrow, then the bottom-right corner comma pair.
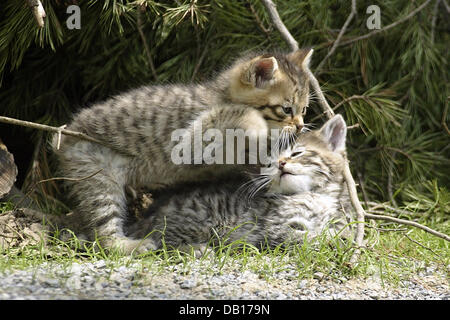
278,162 -> 295,177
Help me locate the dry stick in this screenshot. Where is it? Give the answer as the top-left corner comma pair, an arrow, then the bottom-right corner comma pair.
339,0 -> 433,47
260,0 -> 366,266
315,0 -> 356,74
403,233 -> 442,258
0,116 -> 103,146
27,0 -> 46,28
365,213 -> 450,242
305,69 -> 335,119
260,0 -> 298,51
137,6 -> 158,81
444,0 -> 450,12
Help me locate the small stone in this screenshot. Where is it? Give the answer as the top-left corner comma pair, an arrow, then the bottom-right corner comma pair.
180,279 -> 197,289
313,272 -> 325,280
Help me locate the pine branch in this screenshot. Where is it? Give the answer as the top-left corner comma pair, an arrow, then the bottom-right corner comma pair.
260,0 -> 366,266
431,0 -> 442,43
339,0 -> 433,47
247,1 -> 271,40
442,101 -> 450,136
260,0 -> 298,51
26,0 -> 46,28
315,0 -> 357,74
136,6 -> 158,81
310,95 -> 368,122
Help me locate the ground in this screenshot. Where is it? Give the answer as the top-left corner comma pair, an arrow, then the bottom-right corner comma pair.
0,208 -> 448,300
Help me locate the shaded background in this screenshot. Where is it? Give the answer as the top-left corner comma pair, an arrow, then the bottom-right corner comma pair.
0,0 -> 448,217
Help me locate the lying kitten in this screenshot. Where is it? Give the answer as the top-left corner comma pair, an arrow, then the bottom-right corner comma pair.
127,115 -> 354,252
54,49 -> 313,253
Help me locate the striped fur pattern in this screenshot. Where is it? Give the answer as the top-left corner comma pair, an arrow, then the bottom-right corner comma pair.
54,49 -> 313,253
127,115 -> 354,251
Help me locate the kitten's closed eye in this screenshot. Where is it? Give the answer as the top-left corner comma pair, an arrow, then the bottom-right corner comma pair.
290,149 -> 305,158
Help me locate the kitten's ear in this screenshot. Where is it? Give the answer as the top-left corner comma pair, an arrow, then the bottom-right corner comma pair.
241,57 -> 278,88
288,48 -> 313,69
319,114 -> 347,152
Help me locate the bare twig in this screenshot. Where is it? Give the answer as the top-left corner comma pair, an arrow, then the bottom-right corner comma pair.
136,6 -> 158,81
366,201 -> 410,216
340,0 -> 433,47
27,0 -> 46,28
365,213 -> 450,242
305,69 -> 335,119
261,0 -> 367,266
343,157 -> 367,264
444,0 -> 450,12
403,233 -> 442,258
0,116 -> 103,146
347,123 -> 360,130
315,0 -> 357,74
260,0 -> 298,51
357,170 -> 369,206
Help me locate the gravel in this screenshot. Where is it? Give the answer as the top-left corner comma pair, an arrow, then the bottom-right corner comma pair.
0,259 -> 448,300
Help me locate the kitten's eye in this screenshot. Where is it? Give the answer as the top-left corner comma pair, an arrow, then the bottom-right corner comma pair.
282,106 -> 293,115
290,149 -> 305,158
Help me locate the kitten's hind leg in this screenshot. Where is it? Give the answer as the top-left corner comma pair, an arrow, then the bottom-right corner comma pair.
59,142 -> 155,254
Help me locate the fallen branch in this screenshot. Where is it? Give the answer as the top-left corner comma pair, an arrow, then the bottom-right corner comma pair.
260,0 -> 366,266
27,0 -> 46,28
260,0 -> 298,51
365,213 -> 450,242
339,0 -> 433,47
0,116 -> 103,146
315,0 -> 356,74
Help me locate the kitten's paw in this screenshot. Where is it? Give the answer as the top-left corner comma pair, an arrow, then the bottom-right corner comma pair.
178,243 -> 212,258
102,237 -> 157,255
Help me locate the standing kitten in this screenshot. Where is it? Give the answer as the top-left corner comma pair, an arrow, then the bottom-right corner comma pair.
128,115 -> 354,251
54,49 -> 313,253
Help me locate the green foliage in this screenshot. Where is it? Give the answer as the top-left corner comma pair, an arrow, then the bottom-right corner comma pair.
0,201 -> 14,213
0,0 -> 448,210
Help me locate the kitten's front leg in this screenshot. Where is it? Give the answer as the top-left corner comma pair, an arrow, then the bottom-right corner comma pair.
197,105 -> 270,165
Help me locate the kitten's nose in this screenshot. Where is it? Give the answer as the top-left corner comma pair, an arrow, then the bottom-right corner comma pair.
293,116 -> 304,132
279,160 -> 286,169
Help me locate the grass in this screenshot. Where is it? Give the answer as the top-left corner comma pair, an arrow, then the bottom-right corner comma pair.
0,200 -> 448,287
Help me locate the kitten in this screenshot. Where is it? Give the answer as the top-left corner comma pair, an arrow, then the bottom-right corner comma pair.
127,115 -> 354,252
54,49 -> 314,253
